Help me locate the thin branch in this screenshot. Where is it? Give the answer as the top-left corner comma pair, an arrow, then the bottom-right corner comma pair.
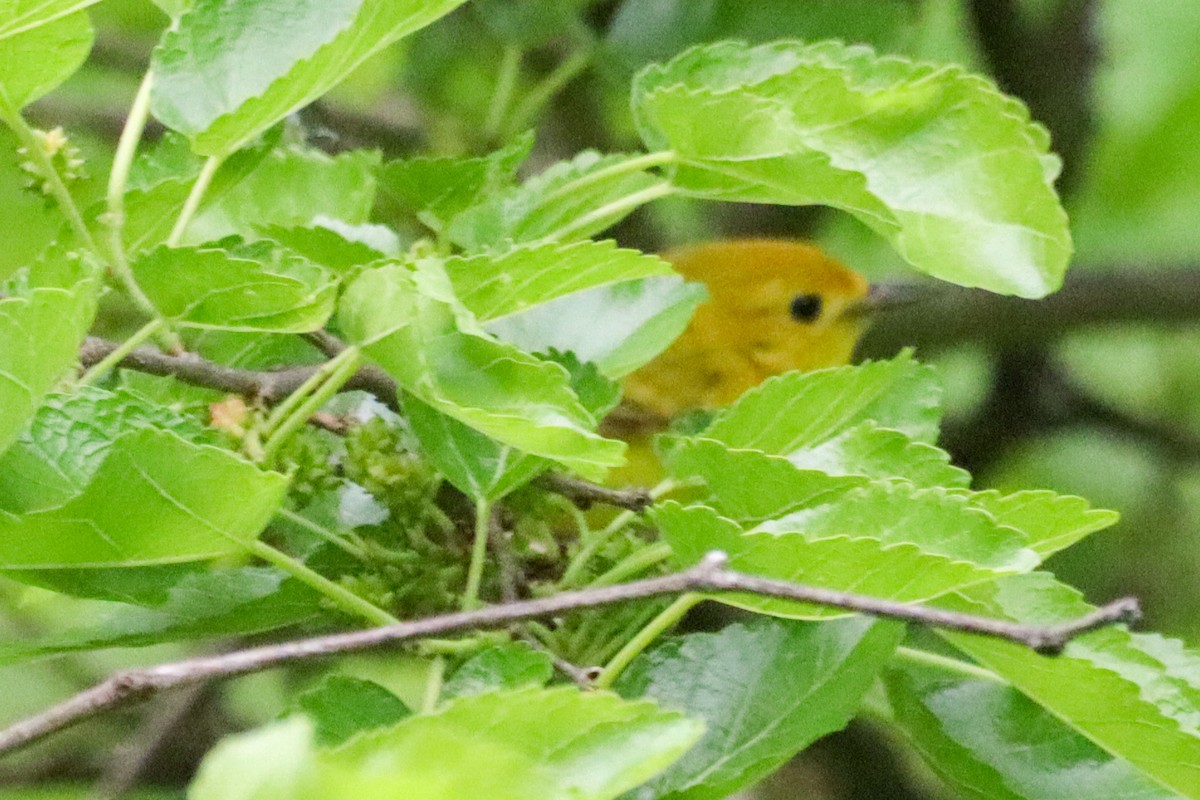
78,336 -> 399,410
0,551 -> 1139,756
534,473 -> 653,512
859,266 -> 1200,358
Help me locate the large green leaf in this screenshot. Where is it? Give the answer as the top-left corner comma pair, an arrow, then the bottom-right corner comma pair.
0,567 -> 327,661
0,2 -> 94,109
152,0 -> 468,156
0,253 -> 96,457
186,146 -> 380,245
338,263 -> 624,480
445,240 -> 674,322
189,688 -> 705,800
885,662 -> 1177,800
131,242 -> 337,332
0,389 -> 287,568
379,132 -> 533,232
487,276 -> 707,379
448,151 -> 669,250
655,501 -> 1033,619
937,573 -> 1200,799
0,427 -> 287,567
702,353 -> 944,450
633,40 -> 1071,297
0,386 -> 215,515
0,1 -> 103,40
617,617 -> 902,799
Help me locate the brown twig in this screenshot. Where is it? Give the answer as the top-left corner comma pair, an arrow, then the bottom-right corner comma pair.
78,336 -> 400,411
534,473 -> 653,512
0,552 -> 1139,756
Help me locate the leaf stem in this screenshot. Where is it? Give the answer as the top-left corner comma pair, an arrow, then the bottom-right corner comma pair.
592,593 -> 700,689
543,181 -> 675,242
485,46 -> 522,140
462,498 -> 492,610
246,539 -> 398,627
103,69 -> 165,326
78,318 -> 165,386
166,155 -> 221,247
539,150 -> 677,207
260,347 -> 361,464
561,478 -> 674,587
0,96 -> 97,254
276,508 -> 369,561
421,656 -> 446,713
892,645 -> 1004,683
587,542 -> 672,587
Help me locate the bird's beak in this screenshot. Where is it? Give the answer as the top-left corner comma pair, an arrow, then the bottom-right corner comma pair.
846,283 -> 930,318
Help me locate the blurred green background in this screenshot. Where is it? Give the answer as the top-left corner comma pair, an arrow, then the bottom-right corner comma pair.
1,0 -> 1198,798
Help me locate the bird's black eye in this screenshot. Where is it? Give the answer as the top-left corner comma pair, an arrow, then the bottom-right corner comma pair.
789,293 -> 823,322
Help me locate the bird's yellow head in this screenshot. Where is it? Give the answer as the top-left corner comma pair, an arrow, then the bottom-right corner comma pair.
622,239 -> 870,418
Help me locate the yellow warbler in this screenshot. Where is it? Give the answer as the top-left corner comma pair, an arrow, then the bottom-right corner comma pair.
604,239 -> 872,483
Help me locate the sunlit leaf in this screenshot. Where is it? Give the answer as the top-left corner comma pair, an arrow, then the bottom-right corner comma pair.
446,240 -> 673,322
189,688 -> 705,800
131,242 -> 337,332
338,262 -> 624,479
448,151 -> 669,250
0,251 -> 96,457
152,0 -> 468,155
655,501 -> 1034,619
0,3 -> 94,109
633,41 -> 1071,297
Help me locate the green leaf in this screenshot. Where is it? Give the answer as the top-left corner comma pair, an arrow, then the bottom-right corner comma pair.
0,3 -> 94,109
446,240 -> 674,322
292,676 -> 411,746
404,395 -> 544,502
0,252 -> 96,457
0,386 -> 215,515
255,223 -> 389,274
655,500 -> 1035,619
0,425 -> 288,568
702,353 -> 943,450
937,573 -> 1200,799
405,353 -> 618,501
379,132 -> 533,230
885,662 -> 1177,800
442,642 -> 554,699
633,40 -> 1071,297
951,489 -> 1119,560
784,421 -> 970,487
0,1 -> 103,40
448,151 -> 669,250
131,242 -> 337,332
186,146 -> 380,245
487,276 -> 707,378
189,688 -> 705,800
0,567 -> 327,660
338,262 -> 624,480
152,0 -> 468,156
617,617 -> 902,800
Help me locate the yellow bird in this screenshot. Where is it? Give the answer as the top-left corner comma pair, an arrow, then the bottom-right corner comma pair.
604,239 -> 873,483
